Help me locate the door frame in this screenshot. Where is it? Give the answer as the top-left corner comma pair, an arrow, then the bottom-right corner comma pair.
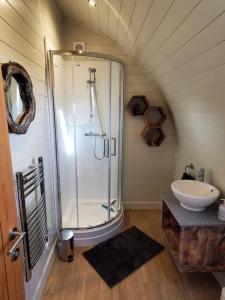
0,72 -> 25,299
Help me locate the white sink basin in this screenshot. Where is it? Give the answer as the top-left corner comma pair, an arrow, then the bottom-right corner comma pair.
171,180 -> 220,211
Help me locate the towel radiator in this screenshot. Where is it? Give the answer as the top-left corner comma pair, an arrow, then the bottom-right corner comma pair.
16,157 -> 48,282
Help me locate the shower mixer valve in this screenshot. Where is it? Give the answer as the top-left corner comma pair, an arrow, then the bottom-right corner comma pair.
84,132 -> 106,137
86,67 -> 107,160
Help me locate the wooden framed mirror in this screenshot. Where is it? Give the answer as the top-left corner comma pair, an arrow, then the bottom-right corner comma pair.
1,62 -> 36,134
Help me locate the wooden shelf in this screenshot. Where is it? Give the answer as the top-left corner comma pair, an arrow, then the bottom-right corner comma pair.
126,96 -> 167,147
144,106 -> 166,127
126,95 -> 149,117
161,193 -> 225,272
141,126 -> 165,146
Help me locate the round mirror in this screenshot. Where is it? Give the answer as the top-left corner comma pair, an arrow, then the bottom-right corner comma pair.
1,62 -> 36,134
5,77 -> 24,121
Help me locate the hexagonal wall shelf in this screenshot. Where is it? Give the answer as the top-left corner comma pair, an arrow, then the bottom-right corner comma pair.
144,106 -> 166,127
126,95 -> 149,116
141,126 -> 165,146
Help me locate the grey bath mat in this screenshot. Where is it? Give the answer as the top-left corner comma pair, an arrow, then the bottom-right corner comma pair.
83,226 -> 164,288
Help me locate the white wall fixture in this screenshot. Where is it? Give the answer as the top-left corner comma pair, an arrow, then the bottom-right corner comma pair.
73,42 -> 86,53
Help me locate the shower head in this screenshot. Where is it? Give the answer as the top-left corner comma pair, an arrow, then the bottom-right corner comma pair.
89,68 -> 96,73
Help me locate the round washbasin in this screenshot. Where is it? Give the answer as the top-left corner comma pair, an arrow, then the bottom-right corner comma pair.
171,180 -> 220,211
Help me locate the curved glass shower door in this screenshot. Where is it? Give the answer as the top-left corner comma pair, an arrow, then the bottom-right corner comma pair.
52,53 -> 123,229
73,59 -> 110,228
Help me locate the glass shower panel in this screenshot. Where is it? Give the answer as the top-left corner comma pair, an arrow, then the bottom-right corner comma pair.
53,55 -> 78,228
72,58 -> 110,227
110,61 -> 122,218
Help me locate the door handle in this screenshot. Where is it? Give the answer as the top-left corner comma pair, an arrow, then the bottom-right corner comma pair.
104,139 -> 109,157
8,227 -> 26,261
111,138 -> 117,156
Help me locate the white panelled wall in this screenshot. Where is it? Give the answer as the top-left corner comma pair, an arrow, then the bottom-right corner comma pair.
63,24 -> 175,208
0,1 -> 62,299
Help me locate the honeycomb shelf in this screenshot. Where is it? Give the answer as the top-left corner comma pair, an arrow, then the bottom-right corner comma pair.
141,126 -> 165,146
144,106 -> 166,127
127,95 -> 167,147
126,95 -> 149,117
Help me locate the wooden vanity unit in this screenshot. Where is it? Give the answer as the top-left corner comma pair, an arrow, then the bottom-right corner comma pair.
161,192 -> 225,272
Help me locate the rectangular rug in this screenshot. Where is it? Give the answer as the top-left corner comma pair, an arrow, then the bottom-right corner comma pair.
83,226 -> 164,288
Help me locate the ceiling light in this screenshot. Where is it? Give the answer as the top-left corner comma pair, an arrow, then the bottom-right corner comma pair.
88,0 -> 96,7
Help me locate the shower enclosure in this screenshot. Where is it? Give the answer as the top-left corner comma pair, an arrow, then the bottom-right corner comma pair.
48,51 -> 124,245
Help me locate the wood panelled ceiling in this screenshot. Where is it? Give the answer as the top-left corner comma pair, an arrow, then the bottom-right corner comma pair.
54,0 -> 178,60
54,0 -> 225,91
54,0 -> 225,76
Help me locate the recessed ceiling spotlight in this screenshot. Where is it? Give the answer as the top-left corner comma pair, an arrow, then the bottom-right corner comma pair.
88,0 -> 96,7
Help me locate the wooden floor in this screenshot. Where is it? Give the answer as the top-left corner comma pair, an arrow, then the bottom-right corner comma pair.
42,210 -> 221,300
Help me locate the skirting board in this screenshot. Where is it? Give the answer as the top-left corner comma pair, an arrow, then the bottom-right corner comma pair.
123,202 -> 161,209
32,239 -> 56,300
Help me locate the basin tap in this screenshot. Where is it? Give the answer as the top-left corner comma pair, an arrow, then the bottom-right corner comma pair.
196,168 -> 205,182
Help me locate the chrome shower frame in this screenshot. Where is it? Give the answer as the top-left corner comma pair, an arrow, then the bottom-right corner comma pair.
47,50 -> 125,231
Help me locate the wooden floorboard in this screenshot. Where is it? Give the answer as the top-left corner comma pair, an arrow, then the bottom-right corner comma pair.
42,210 -> 221,300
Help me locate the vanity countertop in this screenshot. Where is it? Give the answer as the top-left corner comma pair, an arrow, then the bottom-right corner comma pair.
161,191 -> 224,227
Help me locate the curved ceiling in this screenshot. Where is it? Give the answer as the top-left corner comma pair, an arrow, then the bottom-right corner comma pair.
54,0 -> 225,90
54,0 -> 225,192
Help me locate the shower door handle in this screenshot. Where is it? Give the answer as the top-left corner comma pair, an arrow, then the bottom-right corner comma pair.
104,139 -> 109,157
111,138 -> 117,156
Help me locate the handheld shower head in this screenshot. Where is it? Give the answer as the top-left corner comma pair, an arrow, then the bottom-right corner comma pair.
89,68 -> 96,73
88,68 -> 96,84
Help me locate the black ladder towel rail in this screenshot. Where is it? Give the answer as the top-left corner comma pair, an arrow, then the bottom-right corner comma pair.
16,157 -> 48,282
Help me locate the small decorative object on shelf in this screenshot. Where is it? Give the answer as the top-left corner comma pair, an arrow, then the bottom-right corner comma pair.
126,95 -> 149,116
141,126 -> 165,146
144,106 -> 166,127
